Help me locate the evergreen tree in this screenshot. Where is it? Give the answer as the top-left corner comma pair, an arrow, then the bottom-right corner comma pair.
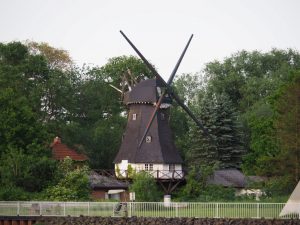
187,93 -> 244,169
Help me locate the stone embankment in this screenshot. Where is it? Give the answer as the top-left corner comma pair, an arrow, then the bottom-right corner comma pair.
37,216 -> 300,225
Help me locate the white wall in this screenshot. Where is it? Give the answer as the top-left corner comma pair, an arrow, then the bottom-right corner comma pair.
114,162 -> 183,179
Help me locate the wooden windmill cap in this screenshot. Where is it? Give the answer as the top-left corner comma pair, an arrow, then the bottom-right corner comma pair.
124,78 -> 172,105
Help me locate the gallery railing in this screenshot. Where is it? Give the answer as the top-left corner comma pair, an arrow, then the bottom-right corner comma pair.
114,169 -> 184,180
0,201 -> 298,219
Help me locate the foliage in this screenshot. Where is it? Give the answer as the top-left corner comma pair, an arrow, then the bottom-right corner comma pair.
177,164 -> 235,202
202,49 -> 300,195
115,165 -> 121,177
204,49 -> 300,111
0,42 -> 57,194
242,101 -> 279,175
130,171 -> 162,202
263,176 -> 295,197
186,93 -> 245,168
243,72 -> 300,186
0,185 -> 33,201
178,164 -> 215,200
198,185 -> 236,202
274,74 -> 300,183
44,157 -> 90,201
127,164 -> 136,178
26,41 -> 73,70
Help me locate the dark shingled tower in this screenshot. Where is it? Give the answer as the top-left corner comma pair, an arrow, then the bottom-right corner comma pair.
113,78 -> 183,164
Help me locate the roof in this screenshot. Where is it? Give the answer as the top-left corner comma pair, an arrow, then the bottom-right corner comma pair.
51,137 -> 88,161
123,78 -> 172,105
207,169 -> 247,188
113,104 -> 183,164
89,171 -> 128,189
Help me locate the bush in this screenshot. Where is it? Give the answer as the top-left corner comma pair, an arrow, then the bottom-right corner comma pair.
0,186 -> 31,201
44,157 -> 91,201
198,185 -> 236,202
130,171 -> 162,202
263,176 -> 295,197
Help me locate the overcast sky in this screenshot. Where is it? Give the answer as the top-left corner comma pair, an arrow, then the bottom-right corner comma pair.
1,0 -> 299,80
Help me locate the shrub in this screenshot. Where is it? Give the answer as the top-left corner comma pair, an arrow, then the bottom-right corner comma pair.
0,186 -> 31,201
130,171 -> 162,202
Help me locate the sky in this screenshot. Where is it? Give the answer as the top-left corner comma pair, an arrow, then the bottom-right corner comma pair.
1,0 -> 300,80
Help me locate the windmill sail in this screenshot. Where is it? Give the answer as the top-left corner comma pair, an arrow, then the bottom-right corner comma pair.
280,181 -> 300,217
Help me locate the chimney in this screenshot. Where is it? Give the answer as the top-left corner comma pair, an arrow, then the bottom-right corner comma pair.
51,136 -> 61,147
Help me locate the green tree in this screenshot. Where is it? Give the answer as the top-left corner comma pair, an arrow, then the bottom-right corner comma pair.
204,49 -> 300,111
170,73 -> 204,160
186,93 -> 244,169
45,157 -> 90,201
27,41 -> 73,70
0,42 -> 56,193
242,101 -> 279,175
130,171 -> 162,202
273,74 -> 300,183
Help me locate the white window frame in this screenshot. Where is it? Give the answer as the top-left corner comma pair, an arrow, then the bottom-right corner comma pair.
132,113 -> 137,120
145,163 -> 153,171
146,136 -> 152,143
149,164 -> 153,171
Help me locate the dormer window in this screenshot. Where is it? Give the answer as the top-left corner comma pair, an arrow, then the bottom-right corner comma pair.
146,136 -> 152,143
132,113 -> 137,120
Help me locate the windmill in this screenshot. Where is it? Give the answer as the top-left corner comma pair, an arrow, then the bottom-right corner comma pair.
113,31 -> 211,193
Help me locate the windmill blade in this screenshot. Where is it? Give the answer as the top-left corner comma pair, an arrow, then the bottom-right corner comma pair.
120,30 -> 161,80
127,69 -> 138,85
123,71 -> 132,91
167,34 -> 193,84
109,84 -> 122,93
170,92 -> 212,141
120,30 -> 213,144
137,34 -> 194,148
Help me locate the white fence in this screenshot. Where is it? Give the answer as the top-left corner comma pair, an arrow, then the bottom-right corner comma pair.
0,201 -> 298,219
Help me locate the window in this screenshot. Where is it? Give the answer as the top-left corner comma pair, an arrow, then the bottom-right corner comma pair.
161,112 -> 165,120
145,163 -> 153,171
169,164 -> 175,171
146,136 -> 152,143
132,113 -> 137,120
149,164 -> 153,171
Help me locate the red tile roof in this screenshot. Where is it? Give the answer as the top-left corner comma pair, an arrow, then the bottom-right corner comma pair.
51,137 -> 88,161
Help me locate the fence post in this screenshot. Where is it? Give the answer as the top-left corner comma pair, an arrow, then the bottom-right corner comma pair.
256,203 -> 260,218
63,202 -> 66,216
17,201 -> 20,216
39,202 -> 42,216
175,203 -> 178,217
128,202 -> 131,218
216,203 -> 219,218
88,202 -> 90,216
